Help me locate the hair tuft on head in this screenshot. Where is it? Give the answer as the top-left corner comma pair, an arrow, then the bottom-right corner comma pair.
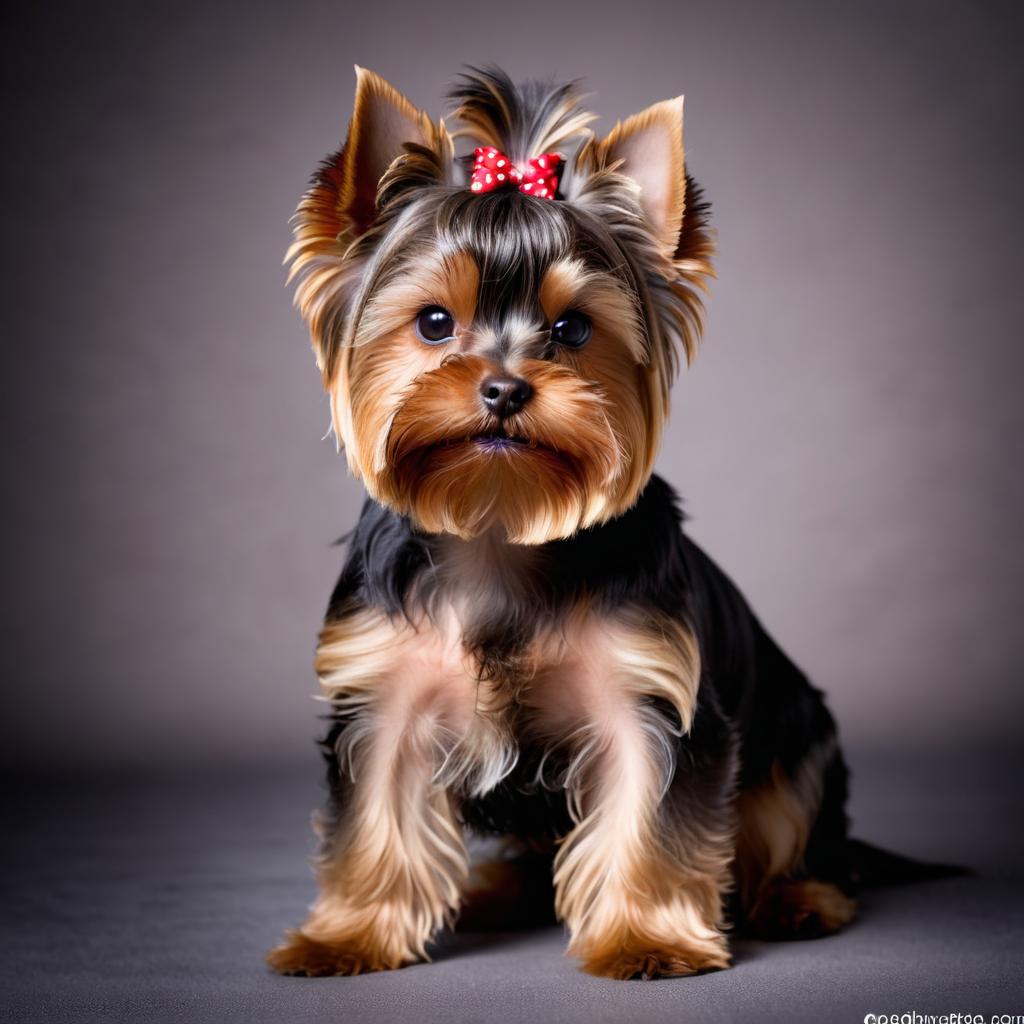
448,66 -> 597,165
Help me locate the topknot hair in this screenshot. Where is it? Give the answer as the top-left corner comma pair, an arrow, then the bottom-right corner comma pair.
448,66 -> 598,165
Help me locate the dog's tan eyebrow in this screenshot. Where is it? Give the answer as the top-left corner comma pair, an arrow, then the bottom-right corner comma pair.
539,257 -> 634,319
433,249 -> 479,327
355,249 -> 479,348
539,258 -> 591,322
539,257 -> 645,361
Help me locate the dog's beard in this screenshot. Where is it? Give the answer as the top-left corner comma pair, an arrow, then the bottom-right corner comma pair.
368,356 -> 625,544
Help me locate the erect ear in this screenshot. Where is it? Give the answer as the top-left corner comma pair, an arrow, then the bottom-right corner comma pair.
288,69 -> 452,384
333,66 -> 444,236
597,96 -> 687,256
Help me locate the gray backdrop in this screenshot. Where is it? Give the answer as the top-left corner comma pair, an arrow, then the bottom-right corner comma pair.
2,0 -> 1022,770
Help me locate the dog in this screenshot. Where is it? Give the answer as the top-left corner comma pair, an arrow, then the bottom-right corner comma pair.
267,65 -> 867,980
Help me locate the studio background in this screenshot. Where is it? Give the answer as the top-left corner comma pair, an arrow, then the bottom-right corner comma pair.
3,3 -> 1023,1022
3,0 -> 1021,770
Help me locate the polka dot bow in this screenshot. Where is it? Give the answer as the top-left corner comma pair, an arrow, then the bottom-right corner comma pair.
470,147 -> 563,199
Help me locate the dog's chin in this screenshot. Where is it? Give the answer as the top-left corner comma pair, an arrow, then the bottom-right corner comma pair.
380,435 -> 607,545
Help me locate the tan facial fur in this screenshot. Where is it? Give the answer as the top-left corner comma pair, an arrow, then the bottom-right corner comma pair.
327,249 -> 660,544
287,69 -> 714,546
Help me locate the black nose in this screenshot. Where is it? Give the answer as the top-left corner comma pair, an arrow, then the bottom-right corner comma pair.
480,375 -> 533,418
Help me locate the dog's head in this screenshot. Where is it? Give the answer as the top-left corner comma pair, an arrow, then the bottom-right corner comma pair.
289,67 -> 713,544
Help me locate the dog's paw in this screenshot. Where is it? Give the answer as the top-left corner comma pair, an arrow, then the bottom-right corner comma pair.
746,879 -> 857,940
266,930 -> 402,977
578,932 -> 731,980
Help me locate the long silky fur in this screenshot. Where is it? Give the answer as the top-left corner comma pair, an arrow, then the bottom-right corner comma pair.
269,68 -> 860,983
286,68 -> 714,485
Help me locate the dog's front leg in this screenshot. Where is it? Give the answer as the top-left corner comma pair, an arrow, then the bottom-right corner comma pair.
268,605 -> 491,976
542,611 -> 737,979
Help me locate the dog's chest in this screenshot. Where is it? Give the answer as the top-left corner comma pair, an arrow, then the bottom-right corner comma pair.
318,533 -> 698,792
318,594 -> 603,721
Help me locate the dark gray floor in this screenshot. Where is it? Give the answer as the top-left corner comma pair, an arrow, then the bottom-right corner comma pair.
3,749 -> 1023,1023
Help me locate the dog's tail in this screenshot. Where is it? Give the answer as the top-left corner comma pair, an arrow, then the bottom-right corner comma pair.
847,837 -> 973,888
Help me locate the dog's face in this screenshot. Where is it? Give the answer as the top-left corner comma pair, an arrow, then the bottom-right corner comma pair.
289,68 -> 713,544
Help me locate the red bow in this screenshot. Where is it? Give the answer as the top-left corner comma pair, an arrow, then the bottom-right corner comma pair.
470,147 -> 562,199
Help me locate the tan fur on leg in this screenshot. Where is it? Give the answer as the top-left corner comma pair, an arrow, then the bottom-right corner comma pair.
268,605 -> 512,975
527,610 -> 733,979
734,743 -> 832,897
734,760 -> 815,910
747,879 -> 857,939
734,743 -> 857,940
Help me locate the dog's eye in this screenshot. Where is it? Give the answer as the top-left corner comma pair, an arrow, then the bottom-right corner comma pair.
415,306 -> 456,345
550,311 -> 592,349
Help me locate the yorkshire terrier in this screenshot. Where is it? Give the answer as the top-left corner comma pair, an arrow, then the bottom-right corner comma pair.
268,65 -> 864,980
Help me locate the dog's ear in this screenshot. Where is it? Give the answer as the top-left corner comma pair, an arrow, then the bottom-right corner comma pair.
339,67 -> 445,234
320,67 -> 451,237
591,97 -> 687,257
288,69 -> 454,383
